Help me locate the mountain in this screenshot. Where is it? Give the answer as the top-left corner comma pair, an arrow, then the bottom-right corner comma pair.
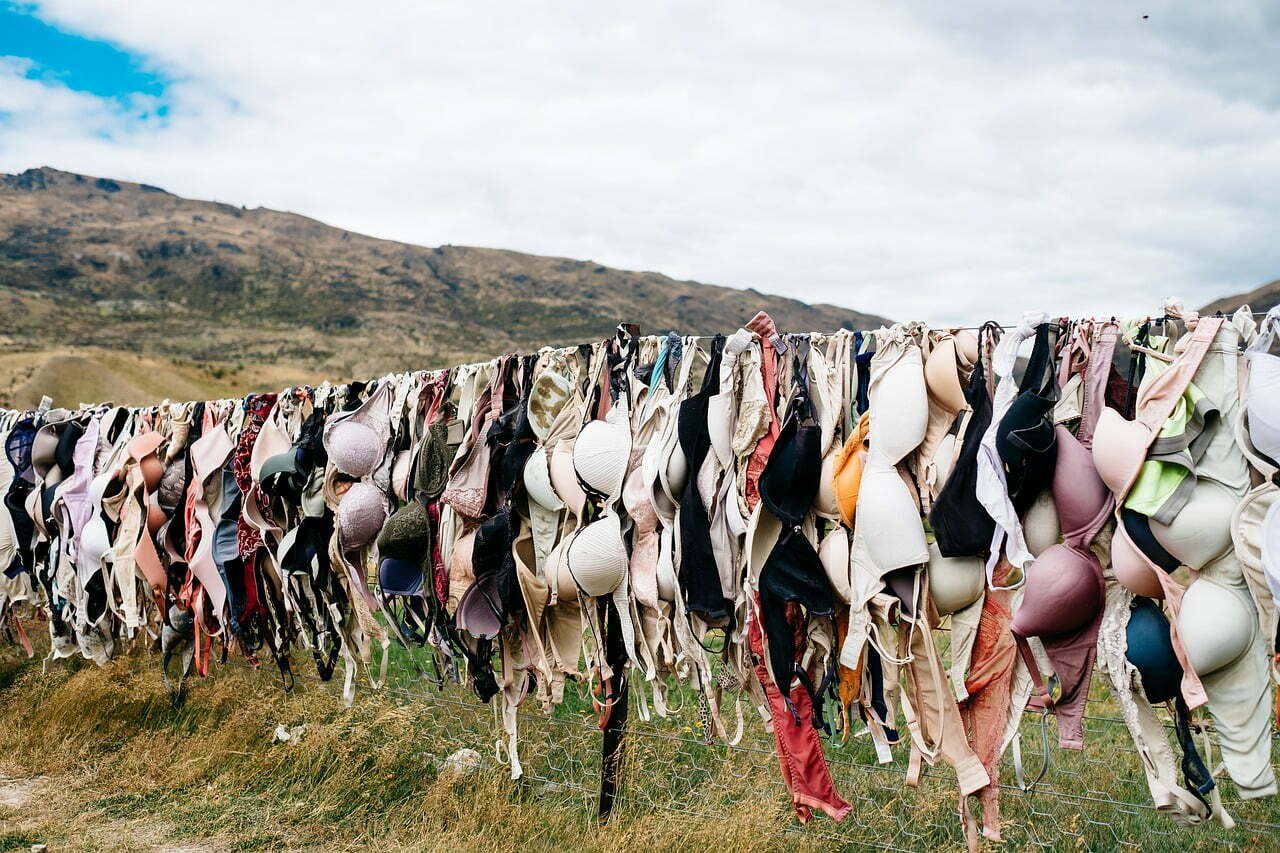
0,167 -> 888,407
1200,279 -> 1280,316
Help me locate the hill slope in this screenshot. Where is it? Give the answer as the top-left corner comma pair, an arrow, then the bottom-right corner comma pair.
0,167 -> 887,391
1201,279 -> 1280,316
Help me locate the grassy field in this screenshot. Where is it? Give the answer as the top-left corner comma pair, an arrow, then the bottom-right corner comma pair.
0,348 -> 325,411
0,634 -> 1276,852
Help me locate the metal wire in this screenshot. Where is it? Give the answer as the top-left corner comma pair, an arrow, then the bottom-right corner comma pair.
203,636 -> 1280,851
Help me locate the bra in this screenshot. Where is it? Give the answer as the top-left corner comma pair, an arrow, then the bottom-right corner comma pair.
995,322 -> 1059,515
924,329 -> 978,415
757,383 -> 836,704
1243,305 -> 1280,465
1177,578 -> 1256,677
858,325 -> 930,574
926,541 -> 983,615
831,412 -> 869,528
1096,318 -> 1223,598
574,402 -> 631,502
929,323 -> 998,558
324,382 -> 392,479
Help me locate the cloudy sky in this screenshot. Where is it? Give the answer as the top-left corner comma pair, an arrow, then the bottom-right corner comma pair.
1,1 -> 1277,323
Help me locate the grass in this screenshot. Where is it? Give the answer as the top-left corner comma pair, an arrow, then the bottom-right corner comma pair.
0,637 -> 1274,852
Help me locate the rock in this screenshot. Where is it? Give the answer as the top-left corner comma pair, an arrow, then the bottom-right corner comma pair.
441,748 -> 482,776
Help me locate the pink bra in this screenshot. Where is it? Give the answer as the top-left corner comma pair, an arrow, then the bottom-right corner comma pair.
1012,322 -> 1117,748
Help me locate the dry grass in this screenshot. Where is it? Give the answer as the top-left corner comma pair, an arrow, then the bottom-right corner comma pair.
0,638 -> 1276,852
0,648 -> 817,853
0,348 -> 326,410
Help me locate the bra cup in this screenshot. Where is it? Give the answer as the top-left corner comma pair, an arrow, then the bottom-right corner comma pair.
528,369 -> 572,442
655,527 -> 677,603
146,500 -> 167,534
872,357 -> 928,463
664,444 -> 689,500
549,441 -> 587,516
327,421 -> 382,478
813,450 -> 839,519
857,465 -> 928,572
336,482 -> 387,549
1112,524 -> 1165,598
1051,426 -> 1110,537
1092,409 -> 1147,497
927,541 -> 984,615
932,432 -> 958,493
1021,489 -> 1061,557
80,515 -> 111,569
546,539 -> 577,604
391,450 -> 413,502
523,450 -> 562,511
1246,355 -> 1280,462
139,454 -> 165,493
924,338 -> 967,415
1178,578 -> 1255,676
818,526 -> 852,604
832,422 -> 867,527
574,414 -> 631,499
1149,481 -> 1236,570
447,530 -> 477,613
953,329 -> 979,366
567,514 -> 628,597
1125,598 -> 1182,704
1012,544 -> 1102,637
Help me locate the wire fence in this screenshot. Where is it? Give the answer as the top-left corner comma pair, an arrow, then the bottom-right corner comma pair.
239,636 -> 1280,852
6,624 -> 1278,851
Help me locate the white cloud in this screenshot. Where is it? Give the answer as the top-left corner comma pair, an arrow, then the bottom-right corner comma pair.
1,1 -> 1278,324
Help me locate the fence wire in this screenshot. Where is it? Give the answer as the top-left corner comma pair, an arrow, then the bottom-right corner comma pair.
7,627 -> 1279,851
237,635 -> 1280,852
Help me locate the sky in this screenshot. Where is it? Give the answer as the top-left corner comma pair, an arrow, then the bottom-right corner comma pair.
0,1 -> 1277,324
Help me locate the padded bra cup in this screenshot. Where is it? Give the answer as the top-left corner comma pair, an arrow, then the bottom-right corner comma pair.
139,453 -> 164,492
1246,352 -> 1280,463
813,451 -> 839,518
872,361 -> 928,463
858,466 -> 928,571
1125,597 -> 1182,704
337,482 -> 386,548
1052,427 -> 1109,536
924,337 -> 967,415
1177,578 -> 1255,676
1012,543 -> 1104,637
1093,408 -> 1157,497
80,515 -> 111,568
927,541 -> 984,615
566,513 -> 627,597
1021,491 -> 1061,557
523,451 -> 561,510
1147,481 -> 1236,570
574,409 -> 630,499
327,421 -> 381,478
549,441 -> 586,513
931,432 -> 958,492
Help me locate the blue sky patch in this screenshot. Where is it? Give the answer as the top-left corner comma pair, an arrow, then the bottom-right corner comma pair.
0,3 -> 170,102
